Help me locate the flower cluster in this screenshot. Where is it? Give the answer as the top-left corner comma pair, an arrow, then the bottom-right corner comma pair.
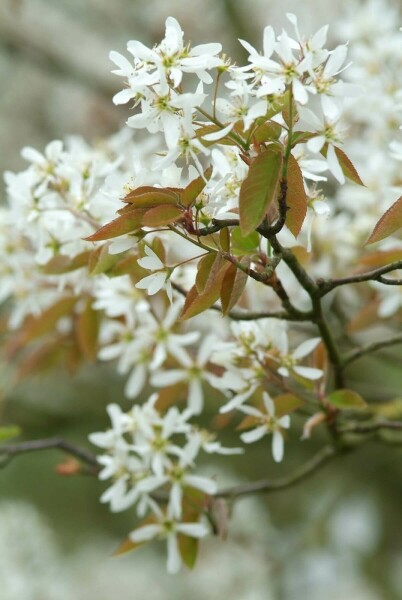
89,394 -> 240,573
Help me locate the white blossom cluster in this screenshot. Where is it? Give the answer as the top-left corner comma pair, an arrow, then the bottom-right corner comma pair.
1,8 -> 402,574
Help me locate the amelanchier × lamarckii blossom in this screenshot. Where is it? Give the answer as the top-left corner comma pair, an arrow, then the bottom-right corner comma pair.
1,11 -> 402,574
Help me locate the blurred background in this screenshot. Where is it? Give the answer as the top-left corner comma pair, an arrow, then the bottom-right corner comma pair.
1,0 -> 402,598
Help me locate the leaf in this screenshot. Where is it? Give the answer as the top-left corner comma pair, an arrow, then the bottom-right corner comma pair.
113,537 -> 146,557
88,244 -> 122,275
346,299 -> 380,333
334,147 -> 364,186
195,125 -> 236,147
253,121 -> 282,143
0,425 -> 21,442
178,534 -> 199,570
366,196 -> 402,244
274,393 -> 305,417
19,297 -> 76,345
84,210 -> 145,242
231,227 -> 260,255
327,389 -> 367,410
123,188 -> 178,207
239,147 -> 283,236
42,251 -> 90,275
290,131 -> 317,147
219,227 -> 230,252
76,299 -> 100,362
285,154 -> 308,237
220,260 -> 249,315
195,253 -> 217,292
181,167 -> 213,208
141,205 -> 183,227
359,248 -> 402,268
180,254 -> 229,320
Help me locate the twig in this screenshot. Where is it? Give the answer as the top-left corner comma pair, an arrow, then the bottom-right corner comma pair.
342,333 -> 402,366
337,420 -> 402,434
0,437 -> 100,474
217,444 -> 338,500
317,261 -> 402,296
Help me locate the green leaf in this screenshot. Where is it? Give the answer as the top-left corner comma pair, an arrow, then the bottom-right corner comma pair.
0,425 -> 21,442
290,131 -> 317,147
178,534 -> 199,570
231,227 -> 260,255
181,167 -> 213,207
366,196 -> 402,245
253,121 -> 282,143
285,153 -> 307,237
88,244 -> 122,275
84,210 -> 145,242
239,147 -> 283,236
141,205 -> 183,227
219,227 -> 230,252
327,389 -> 367,410
274,393 -> 305,417
220,260 -> 249,315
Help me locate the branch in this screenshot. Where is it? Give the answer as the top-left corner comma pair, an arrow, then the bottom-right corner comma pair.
337,420 -> 402,434
342,333 -> 402,366
217,444 -> 338,500
317,260 -> 402,296
0,437 -> 100,474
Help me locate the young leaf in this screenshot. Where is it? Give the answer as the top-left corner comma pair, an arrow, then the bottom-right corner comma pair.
84,210 -> 145,242
253,121 -> 282,143
181,167 -> 213,208
178,534 -> 199,570
42,251 -> 90,275
141,205 -> 183,227
231,227 -> 260,255
366,196 -> 402,244
123,188 -> 178,207
219,227 -> 230,252
220,260 -> 249,315
196,253 -> 217,292
327,389 -> 367,410
334,147 -> 365,186
239,147 -> 283,236
0,425 -> 21,442
76,299 -> 100,362
180,254 -> 229,320
88,244 -> 122,275
285,154 -> 307,237
18,297 -> 76,345
274,393 -> 305,417
360,248 -> 402,267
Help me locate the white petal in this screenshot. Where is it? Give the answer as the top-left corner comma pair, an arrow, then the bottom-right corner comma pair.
130,523 -> 161,542
241,425 -> 267,444
176,522 -> 209,538
202,123 -> 234,141
184,475 -> 217,495
166,534 -> 182,574
293,337 -> 321,359
272,430 -> 284,463
293,365 -> 323,380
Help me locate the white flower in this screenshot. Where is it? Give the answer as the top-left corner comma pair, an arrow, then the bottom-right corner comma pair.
129,503 -> 209,574
238,392 -> 290,463
136,245 -> 173,302
277,337 -> 323,380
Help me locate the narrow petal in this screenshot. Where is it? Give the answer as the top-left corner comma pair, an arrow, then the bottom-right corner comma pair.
240,425 -> 267,444
130,523 -> 161,542
272,430 -> 284,463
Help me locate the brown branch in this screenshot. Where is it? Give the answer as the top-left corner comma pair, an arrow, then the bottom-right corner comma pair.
317,261 -> 402,296
217,444 -> 338,500
337,420 -> 402,434
0,437 -> 100,474
342,333 -> 402,366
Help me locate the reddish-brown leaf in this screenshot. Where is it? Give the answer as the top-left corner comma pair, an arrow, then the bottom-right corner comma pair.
335,147 -> 365,186
239,147 -> 283,236
220,260 -> 249,315
84,210 -> 145,242
285,154 -> 307,237
366,196 -> 402,244
76,299 -> 100,362
123,188 -> 178,207
141,205 -> 183,227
